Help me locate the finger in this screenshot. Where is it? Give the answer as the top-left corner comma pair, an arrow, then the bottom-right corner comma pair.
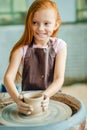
20,101 -> 30,108
41,104 -> 49,108
41,100 -> 49,105
19,94 -> 24,100
41,106 -> 48,112
18,105 -> 30,111
18,109 -> 31,115
42,100 -> 49,104
43,106 -> 48,111
29,106 -> 34,111
42,98 -> 49,103
18,103 -> 34,111
41,103 -> 49,108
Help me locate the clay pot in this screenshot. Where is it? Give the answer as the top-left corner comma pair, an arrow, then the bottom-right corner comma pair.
23,92 -> 44,115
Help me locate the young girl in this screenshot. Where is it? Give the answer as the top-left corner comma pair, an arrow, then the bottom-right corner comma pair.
4,0 -> 67,115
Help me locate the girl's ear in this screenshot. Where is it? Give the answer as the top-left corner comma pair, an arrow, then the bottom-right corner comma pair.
54,22 -> 59,30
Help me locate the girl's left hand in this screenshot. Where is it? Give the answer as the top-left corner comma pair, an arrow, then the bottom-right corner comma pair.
41,95 -> 49,111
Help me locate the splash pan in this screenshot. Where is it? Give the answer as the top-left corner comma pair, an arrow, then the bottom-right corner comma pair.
0,100 -> 72,126
0,92 -> 86,130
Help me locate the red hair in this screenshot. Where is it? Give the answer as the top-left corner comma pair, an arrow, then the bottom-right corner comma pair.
10,0 -> 61,60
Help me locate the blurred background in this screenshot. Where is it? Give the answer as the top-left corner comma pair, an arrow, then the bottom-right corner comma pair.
0,0 -> 87,92
0,1 -> 87,127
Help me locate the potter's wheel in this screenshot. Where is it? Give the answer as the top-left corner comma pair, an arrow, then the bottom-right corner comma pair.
0,100 -> 72,126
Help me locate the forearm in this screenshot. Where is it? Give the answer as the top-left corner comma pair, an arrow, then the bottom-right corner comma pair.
44,46 -> 67,98
43,77 -> 64,98
4,75 -> 20,103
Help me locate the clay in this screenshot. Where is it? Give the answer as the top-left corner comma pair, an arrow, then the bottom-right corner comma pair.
23,92 -> 44,115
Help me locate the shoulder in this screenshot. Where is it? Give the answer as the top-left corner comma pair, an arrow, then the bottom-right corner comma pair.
50,37 -> 67,53
12,47 -> 22,58
11,45 -> 28,62
20,45 -> 28,58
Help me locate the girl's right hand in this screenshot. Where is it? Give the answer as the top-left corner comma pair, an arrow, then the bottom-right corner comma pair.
41,94 -> 49,111
16,94 -> 33,115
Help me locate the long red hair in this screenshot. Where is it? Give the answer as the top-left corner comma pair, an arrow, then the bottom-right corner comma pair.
10,0 -> 61,60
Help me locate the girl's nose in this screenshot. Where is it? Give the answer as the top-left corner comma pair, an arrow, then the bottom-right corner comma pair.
38,24 -> 44,31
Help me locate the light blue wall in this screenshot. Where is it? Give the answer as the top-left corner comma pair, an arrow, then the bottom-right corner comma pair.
0,26 -> 24,82
55,0 -> 76,22
26,0 -> 76,22
58,23 -> 87,83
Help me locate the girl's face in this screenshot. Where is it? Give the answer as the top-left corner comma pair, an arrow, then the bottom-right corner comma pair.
31,8 -> 58,45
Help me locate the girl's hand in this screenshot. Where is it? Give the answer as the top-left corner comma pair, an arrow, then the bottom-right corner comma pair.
41,94 -> 49,111
16,94 -> 33,115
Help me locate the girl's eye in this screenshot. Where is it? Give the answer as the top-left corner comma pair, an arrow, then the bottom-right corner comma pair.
32,21 -> 37,25
45,23 -> 48,25
45,22 -> 51,26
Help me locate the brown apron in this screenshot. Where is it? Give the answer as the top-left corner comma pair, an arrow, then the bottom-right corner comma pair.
22,40 -> 56,91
